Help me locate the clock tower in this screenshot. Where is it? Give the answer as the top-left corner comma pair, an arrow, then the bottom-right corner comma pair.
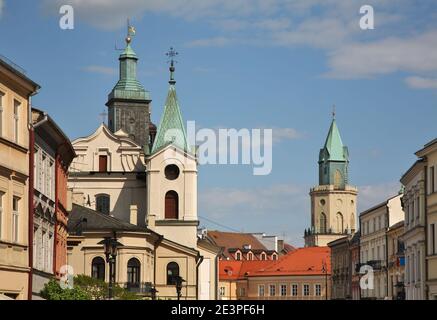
304,112 -> 358,247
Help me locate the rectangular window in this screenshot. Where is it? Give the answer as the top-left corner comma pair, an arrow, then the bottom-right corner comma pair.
303,284 -> 310,296
99,155 -> 108,172
0,191 -> 3,239
219,287 -> 225,297
239,287 -> 246,297
269,284 -> 276,297
13,100 -> 20,143
315,284 -> 322,296
291,284 -> 298,296
431,167 -> 435,194
12,197 -> 19,243
0,91 -> 4,136
416,197 -> 420,219
432,224 -> 436,255
280,284 -> 287,296
258,285 -> 265,297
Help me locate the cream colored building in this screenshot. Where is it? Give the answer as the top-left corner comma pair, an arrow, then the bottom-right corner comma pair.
67,36 -> 219,299
0,57 -> 40,299
400,160 -> 427,300
386,221 -> 405,300
414,139 -> 437,300
359,194 -> 404,299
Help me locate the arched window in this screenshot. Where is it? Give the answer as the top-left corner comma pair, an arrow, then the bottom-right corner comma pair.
127,258 -> 141,286
247,252 -> 253,261
272,253 -> 278,261
350,214 -> 355,231
235,251 -> 242,261
336,212 -> 344,233
167,262 -> 180,285
165,191 -> 179,219
320,213 -> 327,234
260,252 -> 267,261
91,257 -> 105,281
96,194 -> 110,214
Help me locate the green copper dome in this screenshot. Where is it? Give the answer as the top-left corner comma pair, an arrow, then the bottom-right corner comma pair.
108,43 -> 150,101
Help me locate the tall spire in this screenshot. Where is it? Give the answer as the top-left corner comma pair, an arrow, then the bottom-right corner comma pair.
152,47 -> 189,154
318,109 -> 350,187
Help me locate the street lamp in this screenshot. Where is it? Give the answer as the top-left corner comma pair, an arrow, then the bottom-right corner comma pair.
174,276 -> 186,300
98,231 -> 123,299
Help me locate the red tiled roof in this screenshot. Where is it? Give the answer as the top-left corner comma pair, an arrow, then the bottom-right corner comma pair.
208,231 -> 268,258
219,260 -> 274,280
251,247 -> 331,277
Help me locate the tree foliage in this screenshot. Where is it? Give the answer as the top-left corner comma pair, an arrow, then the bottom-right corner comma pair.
40,275 -> 141,300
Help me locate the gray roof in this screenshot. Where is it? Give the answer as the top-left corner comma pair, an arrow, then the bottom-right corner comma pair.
68,204 -> 145,234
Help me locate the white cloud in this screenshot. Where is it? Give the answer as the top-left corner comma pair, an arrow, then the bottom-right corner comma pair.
82,65 -> 117,76
405,76 -> 437,90
199,184 -> 306,218
324,31 -> 437,79
272,128 -> 302,143
186,36 -> 234,48
357,181 -> 401,212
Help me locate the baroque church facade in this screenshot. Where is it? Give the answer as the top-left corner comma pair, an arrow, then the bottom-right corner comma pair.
66,33 -> 219,299
304,116 -> 358,247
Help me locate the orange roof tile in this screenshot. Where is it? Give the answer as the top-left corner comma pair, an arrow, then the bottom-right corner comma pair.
208,231 -> 268,258
251,247 -> 331,277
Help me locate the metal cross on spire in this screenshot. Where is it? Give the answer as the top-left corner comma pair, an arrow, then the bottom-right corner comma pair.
166,47 -> 179,85
332,104 -> 336,120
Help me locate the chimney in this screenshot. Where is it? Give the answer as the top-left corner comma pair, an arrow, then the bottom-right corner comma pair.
147,213 -> 156,229
130,205 -> 138,225
277,239 -> 284,253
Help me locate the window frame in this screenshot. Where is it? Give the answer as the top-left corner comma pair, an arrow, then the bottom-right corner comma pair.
95,194 -> 110,215
12,196 -> 20,243
127,258 -> 141,286
166,262 -> 180,285
315,284 -> 322,296
91,256 -> 106,281
280,284 -> 287,297
303,284 -> 310,297
258,284 -> 265,297
291,284 -> 298,297
13,99 -> 20,144
269,284 -> 276,297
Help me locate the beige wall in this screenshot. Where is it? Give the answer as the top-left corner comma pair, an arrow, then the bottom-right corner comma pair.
307,185 -> 357,247
147,146 -> 198,249
69,125 -> 148,225
240,275 -> 330,300
219,280 -> 237,300
0,65 -> 35,300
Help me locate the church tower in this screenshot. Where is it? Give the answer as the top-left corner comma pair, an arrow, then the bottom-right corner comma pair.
304,111 -> 358,247
106,25 -> 152,149
146,48 -> 198,249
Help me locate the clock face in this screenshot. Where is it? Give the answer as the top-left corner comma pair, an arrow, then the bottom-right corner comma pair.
319,199 -> 326,206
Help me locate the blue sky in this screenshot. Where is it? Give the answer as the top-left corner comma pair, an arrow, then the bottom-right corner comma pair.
1,0 -> 437,246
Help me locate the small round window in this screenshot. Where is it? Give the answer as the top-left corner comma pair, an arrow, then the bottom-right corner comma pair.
165,165 -> 180,180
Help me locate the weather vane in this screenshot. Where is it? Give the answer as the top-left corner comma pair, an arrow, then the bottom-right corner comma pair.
166,47 -> 179,84
126,18 -> 136,44
332,104 -> 336,119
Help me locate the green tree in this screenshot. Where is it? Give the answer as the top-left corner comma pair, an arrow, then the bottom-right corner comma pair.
40,275 -> 142,300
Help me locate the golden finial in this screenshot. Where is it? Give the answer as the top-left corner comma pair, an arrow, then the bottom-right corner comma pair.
126,18 -> 136,45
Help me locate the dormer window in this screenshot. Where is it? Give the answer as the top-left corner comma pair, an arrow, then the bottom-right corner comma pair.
247,252 -> 254,261
235,251 -> 242,261
272,253 -> 278,260
260,252 -> 267,261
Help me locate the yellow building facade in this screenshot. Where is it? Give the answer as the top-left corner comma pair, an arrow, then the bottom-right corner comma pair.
0,57 -> 40,299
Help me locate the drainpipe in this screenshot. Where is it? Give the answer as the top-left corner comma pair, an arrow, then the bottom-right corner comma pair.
196,253 -> 204,300
28,115 -> 34,300
424,164 -> 429,300
215,248 -> 223,300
